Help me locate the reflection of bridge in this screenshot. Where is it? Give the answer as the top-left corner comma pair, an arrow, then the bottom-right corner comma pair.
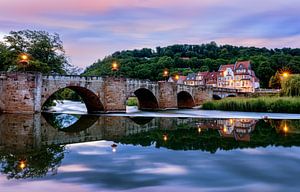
0,113 -> 260,153
0,72 -> 239,114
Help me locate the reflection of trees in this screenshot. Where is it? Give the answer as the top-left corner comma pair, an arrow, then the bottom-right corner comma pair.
114,120 -> 300,153
42,112 -> 98,132
0,145 -> 65,179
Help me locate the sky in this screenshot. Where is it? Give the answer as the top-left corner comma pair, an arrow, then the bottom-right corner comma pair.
0,0 -> 300,68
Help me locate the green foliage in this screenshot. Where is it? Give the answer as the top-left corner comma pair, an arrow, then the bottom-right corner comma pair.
0,30 -> 70,74
281,75 -> 300,97
126,97 -> 138,106
0,145 -> 65,179
269,71 -> 281,89
83,43 -> 300,87
42,88 -> 82,109
202,97 -> 300,113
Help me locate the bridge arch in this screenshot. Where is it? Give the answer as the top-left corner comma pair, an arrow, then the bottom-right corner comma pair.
133,88 -> 159,110
42,86 -> 104,113
177,91 -> 195,108
212,94 -> 222,100
227,94 -> 236,98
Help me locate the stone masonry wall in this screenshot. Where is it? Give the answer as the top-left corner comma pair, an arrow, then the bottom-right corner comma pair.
158,82 -> 177,109
0,72 -> 42,114
103,77 -> 127,111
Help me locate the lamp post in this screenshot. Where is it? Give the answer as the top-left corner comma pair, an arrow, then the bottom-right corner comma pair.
18,53 -> 29,71
111,61 -> 119,77
174,74 -> 179,82
163,68 -> 169,81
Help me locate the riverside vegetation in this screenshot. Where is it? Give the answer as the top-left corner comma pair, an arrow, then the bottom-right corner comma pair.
202,75 -> 300,113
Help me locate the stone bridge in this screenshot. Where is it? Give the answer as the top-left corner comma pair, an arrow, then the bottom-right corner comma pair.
0,72 -> 239,114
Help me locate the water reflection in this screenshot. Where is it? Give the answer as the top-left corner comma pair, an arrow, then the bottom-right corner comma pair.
0,113 -> 300,180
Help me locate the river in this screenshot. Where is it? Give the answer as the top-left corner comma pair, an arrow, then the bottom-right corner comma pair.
0,101 -> 300,192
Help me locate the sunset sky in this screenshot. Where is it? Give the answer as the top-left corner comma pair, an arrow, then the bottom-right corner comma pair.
0,0 -> 300,68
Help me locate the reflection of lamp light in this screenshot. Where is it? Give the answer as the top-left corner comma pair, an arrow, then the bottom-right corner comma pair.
19,160 -> 26,169
111,143 -> 117,152
21,54 -> 28,60
283,124 -> 288,133
163,134 -> 168,141
198,127 -> 201,133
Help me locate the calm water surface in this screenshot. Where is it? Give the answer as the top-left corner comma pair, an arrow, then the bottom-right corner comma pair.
0,110 -> 300,192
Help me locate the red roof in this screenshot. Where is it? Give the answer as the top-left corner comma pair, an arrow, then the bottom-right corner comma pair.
218,64 -> 234,72
234,61 -> 251,70
197,71 -> 209,76
206,72 -> 218,84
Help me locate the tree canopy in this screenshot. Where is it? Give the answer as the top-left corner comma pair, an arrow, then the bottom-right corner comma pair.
83,42 -> 300,87
0,30 -> 71,74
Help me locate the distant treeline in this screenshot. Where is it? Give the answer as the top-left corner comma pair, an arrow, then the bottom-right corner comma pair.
83,42 -> 300,87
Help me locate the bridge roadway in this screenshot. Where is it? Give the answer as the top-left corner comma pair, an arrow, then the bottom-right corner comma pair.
0,72 -> 238,114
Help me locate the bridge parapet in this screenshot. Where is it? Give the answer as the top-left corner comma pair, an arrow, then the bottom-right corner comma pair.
212,87 -> 238,93
43,75 -> 103,81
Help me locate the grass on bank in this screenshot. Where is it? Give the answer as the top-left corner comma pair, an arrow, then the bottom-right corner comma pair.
202,97 -> 300,113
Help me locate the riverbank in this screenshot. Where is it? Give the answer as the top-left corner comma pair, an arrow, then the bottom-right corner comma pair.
202,97 -> 300,114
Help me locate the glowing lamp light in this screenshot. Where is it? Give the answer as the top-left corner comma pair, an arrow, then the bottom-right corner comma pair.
163,69 -> 169,77
19,160 -> 26,169
21,54 -> 28,60
18,53 -> 30,67
175,74 -> 179,80
223,127 -> 227,133
283,124 -> 288,133
198,127 -> 201,133
282,72 -> 289,78
112,62 -> 119,71
163,134 -> 168,141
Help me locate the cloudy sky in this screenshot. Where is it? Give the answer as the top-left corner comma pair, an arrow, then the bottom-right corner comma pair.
0,0 -> 300,68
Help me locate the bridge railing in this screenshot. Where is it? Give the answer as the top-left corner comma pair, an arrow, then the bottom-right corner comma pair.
255,88 -> 281,93
42,75 -> 104,81
212,87 -> 239,92
126,78 -> 157,85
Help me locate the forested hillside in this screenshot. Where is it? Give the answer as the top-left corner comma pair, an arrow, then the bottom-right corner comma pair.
83,42 -> 300,87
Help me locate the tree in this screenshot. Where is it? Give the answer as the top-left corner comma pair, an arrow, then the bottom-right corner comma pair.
2,30 -> 70,74
199,65 -> 209,72
257,61 -> 275,87
269,71 -> 281,89
281,74 -> 300,96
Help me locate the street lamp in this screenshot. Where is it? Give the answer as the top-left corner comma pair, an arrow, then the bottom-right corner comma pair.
112,62 -> 119,72
18,53 -> 29,71
163,69 -> 169,81
282,72 -> 289,78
